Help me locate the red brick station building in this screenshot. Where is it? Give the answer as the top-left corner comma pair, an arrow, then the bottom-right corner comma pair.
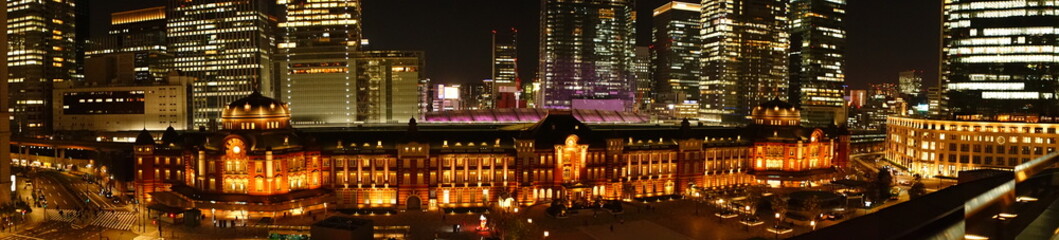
133,93 -> 848,219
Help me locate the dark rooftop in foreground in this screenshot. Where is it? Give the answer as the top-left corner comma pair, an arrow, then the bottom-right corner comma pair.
312,216 -> 373,231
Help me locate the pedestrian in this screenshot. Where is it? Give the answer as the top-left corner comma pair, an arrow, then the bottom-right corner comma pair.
610,224 -> 614,232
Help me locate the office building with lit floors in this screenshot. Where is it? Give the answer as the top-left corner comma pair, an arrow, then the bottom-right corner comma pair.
886,116 -> 1058,178
539,0 -> 637,111
6,0 -> 78,136
651,1 -> 702,119
943,0 -> 1059,117
699,0 -> 790,124
788,0 -> 847,127
167,0 -> 278,128
134,92 -> 847,219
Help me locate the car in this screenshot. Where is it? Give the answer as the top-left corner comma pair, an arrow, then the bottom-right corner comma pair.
821,212 -> 844,220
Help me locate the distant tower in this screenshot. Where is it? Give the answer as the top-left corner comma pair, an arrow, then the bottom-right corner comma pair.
633,46 -> 651,112
539,0 -> 636,111
898,70 -> 924,98
700,0 -> 789,124
789,0 -> 847,127
492,28 -> 519,109
651,1 -> 701,118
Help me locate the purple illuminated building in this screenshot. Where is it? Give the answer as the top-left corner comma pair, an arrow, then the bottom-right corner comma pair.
423,109 -> 650,124
538,0 -> 636,111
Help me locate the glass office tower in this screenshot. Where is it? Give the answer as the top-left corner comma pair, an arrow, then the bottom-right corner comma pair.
789,0 -> 846,127
539,0 -> 636,111
492,28 -> 519,109
651,1 -> 701,118
700,0 -> 789,124
167,0 -> 277,128
943,0 -> 1059,117
6,0 -> 78,136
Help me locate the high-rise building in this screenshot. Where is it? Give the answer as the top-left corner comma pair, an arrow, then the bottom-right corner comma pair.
700,0 -> 789,124
0,0 -> 13,202
898,70 -> 923,97
73,0 -> 89,83
463,83 -> 490,110
6,0 -> 78,136
789,0 -> 846,127
86,6 -> 171,86
280,51 -> 423,126
633,46 -> 652,112
167,0 -> 277,128
276,0 -> 366,126
492,28 -> 519,109
927,86 -> 946,118
539,0 -> 636,111
943,0 -> 1059,117
651,1 -> 701,118
849,90 -> 866,108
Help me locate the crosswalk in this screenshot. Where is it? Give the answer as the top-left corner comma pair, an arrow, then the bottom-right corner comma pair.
44,210 -> 76,223
43,209 -> 138,231
87,211 -> 137,230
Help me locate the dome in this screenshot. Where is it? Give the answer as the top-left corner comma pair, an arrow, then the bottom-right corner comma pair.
751,98 -> 800,126
221,91 -> 292,130
135,129 -> 155,145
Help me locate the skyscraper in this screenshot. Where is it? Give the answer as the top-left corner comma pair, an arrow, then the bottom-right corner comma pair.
6,0 -> 78,136
943,0 -> 1059,117
700,0 -> 789,124
539,0 -> 636,111
492,28 -> 519,109
276,0 -> 363,126
633,46 -> 652,112
0,0 -> 13,202
651,1 -> 701,118
86,6 -> 171,86
898,69 -> 923,98
279,51 -> 423,125
788,0 -> 846,127
167,0 -> 277,128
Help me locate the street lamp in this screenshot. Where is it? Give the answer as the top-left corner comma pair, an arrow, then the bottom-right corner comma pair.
543,231 -> 549,238
810,220 -> 816,231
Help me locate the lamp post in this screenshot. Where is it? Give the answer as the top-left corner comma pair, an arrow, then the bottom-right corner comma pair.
774,213 -> 781,240
543,231 -> 549,239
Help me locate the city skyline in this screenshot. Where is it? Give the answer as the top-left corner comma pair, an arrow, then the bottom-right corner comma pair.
92,0 -> 940,90
5,1 -> 1059,240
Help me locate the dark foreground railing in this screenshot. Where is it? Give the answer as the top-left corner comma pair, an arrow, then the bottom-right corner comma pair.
791,152 -> 1059,240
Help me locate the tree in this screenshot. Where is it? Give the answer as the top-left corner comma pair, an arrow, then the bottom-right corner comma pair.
745,186 -> 764,214
908,182 -> 927,199
803,195 -> 821,220
770,195 -> 788,220
875,169 -> 895,201
492,211 -> 538,240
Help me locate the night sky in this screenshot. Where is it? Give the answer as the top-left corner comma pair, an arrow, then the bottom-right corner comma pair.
92,0 -> 941,90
